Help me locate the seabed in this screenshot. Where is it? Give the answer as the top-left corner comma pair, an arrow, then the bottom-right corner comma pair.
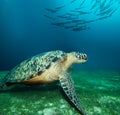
0,70 -> 120,115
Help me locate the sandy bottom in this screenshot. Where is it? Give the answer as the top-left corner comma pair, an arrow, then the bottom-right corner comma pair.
0,70 -> 120,115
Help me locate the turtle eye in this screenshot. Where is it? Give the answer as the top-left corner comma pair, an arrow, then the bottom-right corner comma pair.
75,52 -> 81,59
81,54 -> 87,60
75,52 -> 87,60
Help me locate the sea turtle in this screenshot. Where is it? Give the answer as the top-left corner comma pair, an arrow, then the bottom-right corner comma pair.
0,50 -> 87,115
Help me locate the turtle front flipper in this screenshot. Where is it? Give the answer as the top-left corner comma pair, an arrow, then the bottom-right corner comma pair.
59,72 -> 86,115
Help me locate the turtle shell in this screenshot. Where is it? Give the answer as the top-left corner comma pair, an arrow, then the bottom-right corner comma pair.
5,50 -> 66,83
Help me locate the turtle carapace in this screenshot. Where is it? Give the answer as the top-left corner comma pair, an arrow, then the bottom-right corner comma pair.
0,50 -> 87,115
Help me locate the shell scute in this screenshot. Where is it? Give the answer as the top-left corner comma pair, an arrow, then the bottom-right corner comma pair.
5,50 -> 66,83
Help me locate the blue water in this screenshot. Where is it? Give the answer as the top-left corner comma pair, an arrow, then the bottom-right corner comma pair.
0,1 -> 120,115
0,0 -> 120,71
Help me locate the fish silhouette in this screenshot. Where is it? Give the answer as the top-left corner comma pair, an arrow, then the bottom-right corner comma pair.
44,0 -> 120,31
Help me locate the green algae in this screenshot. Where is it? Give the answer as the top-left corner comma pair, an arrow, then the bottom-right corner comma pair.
0,70 -> 120,115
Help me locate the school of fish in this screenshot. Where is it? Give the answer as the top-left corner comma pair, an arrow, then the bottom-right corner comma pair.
44,0 -> 120,31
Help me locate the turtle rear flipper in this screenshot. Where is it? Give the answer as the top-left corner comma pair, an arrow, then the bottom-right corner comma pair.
59,72 -> 86,115
0,77 -> 7,90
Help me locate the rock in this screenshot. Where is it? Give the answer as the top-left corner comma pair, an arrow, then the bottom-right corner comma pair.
43,108 -> 56,115
48,103 -> 53,106
60,104 -> 66,109
37,110 -> 43,115
93,106 -> 101,113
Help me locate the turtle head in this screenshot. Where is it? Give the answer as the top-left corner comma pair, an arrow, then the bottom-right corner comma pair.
72,52 -> 88,64
64,52 -> 87,70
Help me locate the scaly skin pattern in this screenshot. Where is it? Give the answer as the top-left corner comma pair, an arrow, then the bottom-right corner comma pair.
5,50 -> 66,83
0,50 -> 87,115
22,51 -> 87,85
